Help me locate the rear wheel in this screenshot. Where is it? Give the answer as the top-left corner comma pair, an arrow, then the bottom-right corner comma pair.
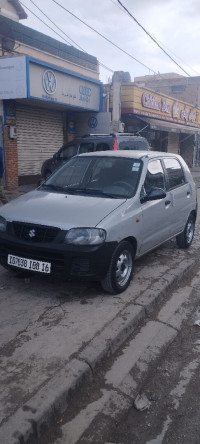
101,241 -> 135,294
176,214 -> 195,249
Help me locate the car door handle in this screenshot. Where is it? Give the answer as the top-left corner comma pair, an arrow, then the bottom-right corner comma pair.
165,200 -> 171,207
187,191 -> 191,197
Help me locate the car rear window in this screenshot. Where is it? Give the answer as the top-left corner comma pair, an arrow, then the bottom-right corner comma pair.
95,142 -> 110,151
119,140 -> 147,150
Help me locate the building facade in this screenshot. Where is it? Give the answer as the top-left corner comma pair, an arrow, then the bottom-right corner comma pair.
0,1 -> 105,188
106,76 -> 200,167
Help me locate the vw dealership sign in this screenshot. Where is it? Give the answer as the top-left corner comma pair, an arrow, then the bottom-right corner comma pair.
0,55 -> 102,112
42,70 -> 57,95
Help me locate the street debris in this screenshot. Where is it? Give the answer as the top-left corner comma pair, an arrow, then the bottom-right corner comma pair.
134,393 -> 151,411
193,320 -> 200,327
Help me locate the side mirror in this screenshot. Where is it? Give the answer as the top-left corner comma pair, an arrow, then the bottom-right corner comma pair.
53,152 -> 59,160
140,188 -> 166,203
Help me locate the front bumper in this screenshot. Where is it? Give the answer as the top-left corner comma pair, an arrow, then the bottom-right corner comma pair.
0,232 -> 117,280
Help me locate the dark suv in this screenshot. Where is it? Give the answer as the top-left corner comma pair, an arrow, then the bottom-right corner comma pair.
41,133 -> 151,180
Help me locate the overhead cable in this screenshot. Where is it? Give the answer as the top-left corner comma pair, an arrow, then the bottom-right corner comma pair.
20,0 -> 114,74
19,1 -> 72,45
51,0 -> 158,75
117,0 -> 191,77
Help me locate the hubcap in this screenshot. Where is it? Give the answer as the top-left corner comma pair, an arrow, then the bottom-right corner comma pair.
115,250 -> 133,287
186,220 -> 194,244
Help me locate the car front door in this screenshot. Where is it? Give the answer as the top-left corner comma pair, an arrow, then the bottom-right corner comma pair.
139,158 -> 172,254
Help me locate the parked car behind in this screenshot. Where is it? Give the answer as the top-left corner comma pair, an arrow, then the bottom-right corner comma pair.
0,151 -> 197,294
41,133 -> 151,179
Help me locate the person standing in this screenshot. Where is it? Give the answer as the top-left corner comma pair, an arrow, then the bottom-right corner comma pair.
0,146 -> 8,205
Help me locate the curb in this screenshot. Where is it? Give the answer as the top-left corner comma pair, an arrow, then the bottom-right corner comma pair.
0,257 -> 196,443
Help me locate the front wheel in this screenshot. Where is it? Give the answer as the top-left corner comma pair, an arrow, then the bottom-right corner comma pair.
176,214 -> 195,249
101,241 -> 135,294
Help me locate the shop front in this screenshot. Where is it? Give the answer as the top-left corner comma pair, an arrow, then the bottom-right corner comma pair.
0,55 -> 103,188
117,85 -> 200,166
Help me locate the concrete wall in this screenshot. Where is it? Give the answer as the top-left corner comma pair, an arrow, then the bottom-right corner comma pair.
0,0 -> 19,21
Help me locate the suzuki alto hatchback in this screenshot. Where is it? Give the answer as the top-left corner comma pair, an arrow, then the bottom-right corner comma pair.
0,151 -> 197,294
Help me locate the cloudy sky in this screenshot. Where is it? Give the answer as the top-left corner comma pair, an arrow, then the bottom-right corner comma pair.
21,0 -> 200,83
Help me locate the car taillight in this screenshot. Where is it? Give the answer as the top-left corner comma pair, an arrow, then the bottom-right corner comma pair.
113,139 -> 118,150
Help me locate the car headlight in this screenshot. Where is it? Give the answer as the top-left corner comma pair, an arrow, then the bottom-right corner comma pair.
65,228 -> 106,245
0,216 -> 7,232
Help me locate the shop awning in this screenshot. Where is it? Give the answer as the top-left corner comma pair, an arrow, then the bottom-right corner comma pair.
137,116 -> 200,135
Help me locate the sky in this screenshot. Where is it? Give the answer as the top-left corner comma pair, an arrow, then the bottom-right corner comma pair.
20,0 -> 200,83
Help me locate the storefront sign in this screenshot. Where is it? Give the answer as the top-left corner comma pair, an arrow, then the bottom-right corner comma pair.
42,70 -> 57,95
0,56 -> 102,112
3,100 -> 16,125
140,90 -> 199,125
29,61 -> 101,111
0,56 -> 27,99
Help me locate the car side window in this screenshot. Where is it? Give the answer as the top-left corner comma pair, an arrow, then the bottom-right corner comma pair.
79,143 -> 95,154
163,158 -> 185,190
60,144 -> 77,159
143,159 -> 165,194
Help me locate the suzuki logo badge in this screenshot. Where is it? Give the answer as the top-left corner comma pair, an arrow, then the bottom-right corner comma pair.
29,229 -> 36,238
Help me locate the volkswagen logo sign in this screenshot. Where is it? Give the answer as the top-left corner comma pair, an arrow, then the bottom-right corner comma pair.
29,229 -> 36,238
88,116 -> 98,129
42,70 -> 57,95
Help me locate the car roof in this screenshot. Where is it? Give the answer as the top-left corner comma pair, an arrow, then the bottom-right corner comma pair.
64,134 -> 148,144
77,150 -> 183,161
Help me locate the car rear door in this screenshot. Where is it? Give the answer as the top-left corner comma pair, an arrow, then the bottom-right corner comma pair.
139,158 -> 172,254
162,157 -> 194,236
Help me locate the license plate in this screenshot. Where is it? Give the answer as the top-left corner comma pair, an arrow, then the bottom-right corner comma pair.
7,254 -> 51,274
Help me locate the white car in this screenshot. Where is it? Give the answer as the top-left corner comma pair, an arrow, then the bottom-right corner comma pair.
0,151 -> 197,294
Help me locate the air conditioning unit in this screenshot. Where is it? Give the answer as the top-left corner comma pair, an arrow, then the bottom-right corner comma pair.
9,126 -> 17,139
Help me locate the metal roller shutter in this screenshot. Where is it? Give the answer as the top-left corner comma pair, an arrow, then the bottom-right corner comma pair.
167,132 -> 179,154
16,104 -> 64,176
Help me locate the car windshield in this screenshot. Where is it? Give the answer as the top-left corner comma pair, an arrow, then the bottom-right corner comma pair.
41,156 -> 142,198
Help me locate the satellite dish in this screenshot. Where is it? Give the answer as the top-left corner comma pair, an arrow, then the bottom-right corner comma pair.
0,22 -> 15,52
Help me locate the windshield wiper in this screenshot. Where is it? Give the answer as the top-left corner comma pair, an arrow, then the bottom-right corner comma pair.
64,187 -> 122,198
41,184 -> 65,192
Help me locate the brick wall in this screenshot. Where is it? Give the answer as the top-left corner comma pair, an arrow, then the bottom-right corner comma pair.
4,126 -> 19,189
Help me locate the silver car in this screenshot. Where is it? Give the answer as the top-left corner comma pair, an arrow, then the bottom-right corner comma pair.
0,151 -> 197,294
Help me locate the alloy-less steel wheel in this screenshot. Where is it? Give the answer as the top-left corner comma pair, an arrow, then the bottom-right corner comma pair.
176,214 -> 195,249
101,241 -> 135,294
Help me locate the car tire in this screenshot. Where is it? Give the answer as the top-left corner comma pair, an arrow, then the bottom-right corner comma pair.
101,241 -> 135,294
176,213 -> 195,249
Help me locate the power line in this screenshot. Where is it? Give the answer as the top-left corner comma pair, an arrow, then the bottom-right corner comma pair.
20,0 -> 114,74
19,1 -> 72,45
112,0 -> 200,77
116,0 -> 191,77
28,0 -> 86,52
51,0 -> 158,75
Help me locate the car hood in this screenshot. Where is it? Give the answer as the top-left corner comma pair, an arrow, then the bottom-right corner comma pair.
0,189 -> 126,229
